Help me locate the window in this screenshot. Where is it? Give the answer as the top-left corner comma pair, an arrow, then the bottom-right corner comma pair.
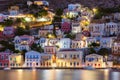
77,62 -> 79,65
64,55 -> 67,58
11,64 -> 13,66
27,63 -> 29,66
36,63 -> 38,66
0,63 -> 2,66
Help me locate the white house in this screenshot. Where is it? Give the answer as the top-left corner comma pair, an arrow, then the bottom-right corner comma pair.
59,38 -> 71,49
8,6 -> 19,15
89,23 -> 105,37
24,51 -> 41,67
104,22 -> 118,37
71,40 -> 85,49
68,4 -> 81,11
100,37 -> 114,48
71,21 -> 81,34
85,54 -> 106,68
14,35 -> 34,51
56,49 -> 83,67
36,37 -> 47,48
86,37 -> 97,46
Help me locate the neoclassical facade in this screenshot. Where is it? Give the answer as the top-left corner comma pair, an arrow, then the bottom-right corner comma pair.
56,49 -> 83,67
85,54 -> 105,68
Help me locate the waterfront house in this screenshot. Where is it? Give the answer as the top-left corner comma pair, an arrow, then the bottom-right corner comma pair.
0,52 -> 11,67
25,51 -> 41,67
40,53 -> 53,67
56,49 -> 83,67
9,54 -> 23,67
85,54 -> 106,68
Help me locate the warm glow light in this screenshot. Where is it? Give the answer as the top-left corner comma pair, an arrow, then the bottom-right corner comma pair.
36,18 -> 48,22
52,63 -> 57,68
24,17 -> 31,22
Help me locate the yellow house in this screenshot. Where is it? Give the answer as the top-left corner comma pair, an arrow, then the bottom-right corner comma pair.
9,54 -> 23,67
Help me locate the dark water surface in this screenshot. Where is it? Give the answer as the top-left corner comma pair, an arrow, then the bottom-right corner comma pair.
0,69 -> 120,80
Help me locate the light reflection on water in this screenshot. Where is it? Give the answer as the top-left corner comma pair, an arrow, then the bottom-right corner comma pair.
0,69 -> 119,80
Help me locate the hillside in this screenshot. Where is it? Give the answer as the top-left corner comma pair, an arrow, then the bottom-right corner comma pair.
47,0 -> 120,9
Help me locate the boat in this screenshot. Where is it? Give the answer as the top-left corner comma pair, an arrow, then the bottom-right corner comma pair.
4,67 -> 11,70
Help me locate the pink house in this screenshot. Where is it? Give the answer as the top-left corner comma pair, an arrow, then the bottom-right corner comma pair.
0,52 -> 11,67
61,22 -> 71,33
44,46 -> 57,54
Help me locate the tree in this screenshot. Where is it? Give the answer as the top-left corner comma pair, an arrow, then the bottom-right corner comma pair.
15,27 -> 30,36
31,43 -> 44,52
34,9 -> 48,18
21,49 -> 27,61
88,48 -> 96,54
55,8 -> 63,16
65,33 -> 76,40
4,19 -> 13,26
0,40 -> 15,51
97,48 -> 110,56
14,50 -> 20,53
88,42 -> 100,48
